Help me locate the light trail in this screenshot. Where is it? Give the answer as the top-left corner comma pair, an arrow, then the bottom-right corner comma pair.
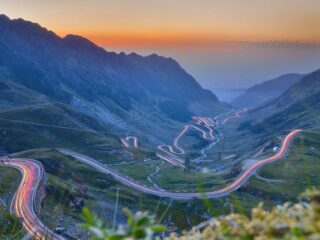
59,129 -> 302,199
0,159 -> 64,240
121,136 -> 139,148
122,110 -> 245,167
222,154 -> 236,160
0,108 -> 298,239
156,117 -> 216,166
220,109 -> 247,125
0,129 -> 301,240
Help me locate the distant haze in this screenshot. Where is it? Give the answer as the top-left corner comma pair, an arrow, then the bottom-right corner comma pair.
2,0 -> 320,89
106,42 -> 320,89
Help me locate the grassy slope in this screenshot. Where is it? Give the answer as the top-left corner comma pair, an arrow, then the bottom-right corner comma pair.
0,76 -> 126,157
0,102 -> 121,153
209,129 -> 320,216
0,168 -> 24,239
0,206 -> 23,239
244,129 -> 320,200
0,168 -> 20,206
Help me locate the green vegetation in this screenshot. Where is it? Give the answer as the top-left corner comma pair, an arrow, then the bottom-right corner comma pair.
167,188 -> 320,239
13,149 -> 199,236
0,167 -> 24,239
1,128 -> 319,238
0,206 -> 23,239
81,188 -> 320,240
0,168 -> 20,201
82,208 -> 166,240
155,164 -> 238,192
0,102 -> 120,154
244,130 -> 320,201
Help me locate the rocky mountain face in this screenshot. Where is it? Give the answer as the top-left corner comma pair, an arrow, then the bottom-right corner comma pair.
0,14 -> 229,143
231,73 -> 304,108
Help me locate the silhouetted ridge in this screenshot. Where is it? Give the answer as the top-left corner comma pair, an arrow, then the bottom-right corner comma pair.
0,14 -> 228,124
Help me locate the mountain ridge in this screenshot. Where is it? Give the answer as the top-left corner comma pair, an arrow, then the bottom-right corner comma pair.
0,14 -> 229,144
241,69 -> 320,134
231,73 -> 304,108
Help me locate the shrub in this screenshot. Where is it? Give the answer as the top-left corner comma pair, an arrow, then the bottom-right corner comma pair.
82,207 -> 167,240
167,188 -> 320,240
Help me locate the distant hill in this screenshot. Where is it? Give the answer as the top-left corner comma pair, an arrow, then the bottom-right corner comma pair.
231,73 -> 304,108
274,70 -> 320,108
0,14 -> 230,144
242,69 -> 320,133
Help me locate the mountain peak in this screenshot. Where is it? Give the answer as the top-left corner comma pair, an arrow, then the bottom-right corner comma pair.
0,14 -> 60,41
0,14 -> 227,122
62,34 -> 112,58
0,14 -> 10,22
63,34 -> 98,48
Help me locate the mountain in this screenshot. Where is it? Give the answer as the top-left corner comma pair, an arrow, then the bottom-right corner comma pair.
0,14 -> 229,145
273,70 -> 320,108
241,69 -> 320,134
0,76 -> 122,154
231,73 -> 304,108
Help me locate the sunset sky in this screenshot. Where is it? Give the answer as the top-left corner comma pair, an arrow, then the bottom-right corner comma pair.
1,0 -> 320,90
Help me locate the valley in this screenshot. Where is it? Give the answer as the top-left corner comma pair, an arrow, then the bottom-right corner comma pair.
0,13 -> 320,240
0,107 -> 305,239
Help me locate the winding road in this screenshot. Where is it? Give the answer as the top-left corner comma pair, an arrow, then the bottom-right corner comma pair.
121,136 -> 139,148
0,105 -> 301,240
121,110 -> 246,167
0,158 -> 65,240
120,116 -> 217,168
153,109 -> 247,167
220,109 -> 247,125
59,129 -> 301,199
156,116 -> 216,167
0,129 -> 301,239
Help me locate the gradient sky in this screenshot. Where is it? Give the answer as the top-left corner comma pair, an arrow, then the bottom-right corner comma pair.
1,0 -> 320,89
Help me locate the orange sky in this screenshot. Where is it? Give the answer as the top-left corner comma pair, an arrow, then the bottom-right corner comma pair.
1,0 -> 320,48
2,0 -> 320,89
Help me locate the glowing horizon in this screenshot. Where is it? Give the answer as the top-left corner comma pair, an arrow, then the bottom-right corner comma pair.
1,0 -> 320,89
1,0 -> 320,49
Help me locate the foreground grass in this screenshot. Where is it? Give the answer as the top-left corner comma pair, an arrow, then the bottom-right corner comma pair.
0,168 -> 20,202
0,206 -> 23,239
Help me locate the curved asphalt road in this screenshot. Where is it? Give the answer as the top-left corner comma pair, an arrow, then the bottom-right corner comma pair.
59,129 -> 302,199
121,136 -> 139,148
0,158 -> 65,240
156,116 -> 216,167
0,129 -> 301,239
121,110 -> 244,167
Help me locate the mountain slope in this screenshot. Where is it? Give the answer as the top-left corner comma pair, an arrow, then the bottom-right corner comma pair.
242,69 -> 320,133
0,15 -> 229,142
0,76 -> 125,154
231,73 -> 303,108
